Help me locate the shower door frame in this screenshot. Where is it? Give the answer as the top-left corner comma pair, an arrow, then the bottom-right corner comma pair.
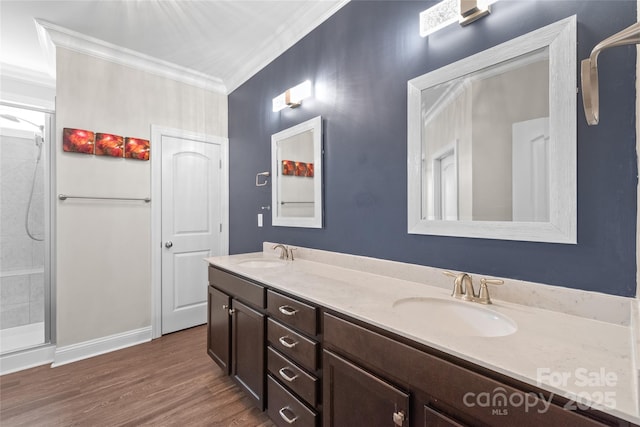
0,101 -> 56,356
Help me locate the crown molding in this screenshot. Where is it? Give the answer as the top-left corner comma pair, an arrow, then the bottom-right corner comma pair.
0,62 -> 55,89
225,0 -> 350,93
34,19 -> 226,94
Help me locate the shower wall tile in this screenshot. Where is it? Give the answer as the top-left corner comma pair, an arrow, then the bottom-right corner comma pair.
0,133 -> 47,331
30,300 -> 44,323
0,199 -> 22,237
29,273 -> 44,302
27,208 -> 45,243
1,136 -> 34,160
0,235 -> 34,270
1,165 -> 30,240
1,159 -> 32,200
0,189 -> 25,236
34,163 -> 45,194
31,240 -> 44,267
1,275 -> 30,306
1,302 -> 30,329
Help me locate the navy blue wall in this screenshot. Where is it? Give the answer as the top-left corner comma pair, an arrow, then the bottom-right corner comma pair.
229,1 -> 637,297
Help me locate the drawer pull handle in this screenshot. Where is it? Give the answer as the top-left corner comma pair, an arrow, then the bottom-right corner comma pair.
279,305 -> 298,316
278,367 -> 299,382
278,336 -> 298,349
279,407 -> 298,424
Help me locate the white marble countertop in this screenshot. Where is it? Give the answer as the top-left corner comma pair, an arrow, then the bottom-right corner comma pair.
205,250 -> 638,424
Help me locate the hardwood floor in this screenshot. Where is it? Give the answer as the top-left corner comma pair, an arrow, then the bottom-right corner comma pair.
0,325 -> 275,426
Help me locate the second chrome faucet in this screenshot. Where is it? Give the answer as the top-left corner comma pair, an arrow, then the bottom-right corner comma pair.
273,244 -> 296,261
443,271 -> 503,305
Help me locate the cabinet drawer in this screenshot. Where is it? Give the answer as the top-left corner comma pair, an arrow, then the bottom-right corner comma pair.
268,346 -> 319,408
267,290 -> 318,336
268,375 -> 317,427
209,266 -> 265,308
268,318 -> 318,372
323,313 -> 608,427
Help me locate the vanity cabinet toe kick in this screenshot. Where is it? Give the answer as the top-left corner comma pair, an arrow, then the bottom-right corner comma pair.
207,265 -> 632,427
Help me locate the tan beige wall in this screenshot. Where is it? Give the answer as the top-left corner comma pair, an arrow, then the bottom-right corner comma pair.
55,48 -> 227,346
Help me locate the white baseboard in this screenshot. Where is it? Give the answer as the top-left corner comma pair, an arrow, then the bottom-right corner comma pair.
52,326 -> 152,367
0,344 -> 55,375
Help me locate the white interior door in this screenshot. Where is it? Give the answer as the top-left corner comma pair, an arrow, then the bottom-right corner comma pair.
432,142 -> 458,221
512,117 -> 550,222
161,135 -> 222,334
440,154 -> 458,221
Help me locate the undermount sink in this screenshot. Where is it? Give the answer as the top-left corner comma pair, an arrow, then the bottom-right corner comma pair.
392,297 -> 517,338
237,258 -> 286,269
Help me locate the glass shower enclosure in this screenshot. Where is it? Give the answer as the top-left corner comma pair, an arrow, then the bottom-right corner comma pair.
0,104 -> 53,354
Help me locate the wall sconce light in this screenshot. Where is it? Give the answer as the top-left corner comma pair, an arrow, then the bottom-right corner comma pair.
581,22 -> 640,125
420,0 -> 498,37
272,80 -> 312,112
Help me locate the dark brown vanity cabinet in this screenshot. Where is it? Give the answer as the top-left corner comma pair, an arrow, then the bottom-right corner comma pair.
207,267 -> 266,409
206,266 -> 632,427
323,313 -> 621,427
266,290 -> 321,427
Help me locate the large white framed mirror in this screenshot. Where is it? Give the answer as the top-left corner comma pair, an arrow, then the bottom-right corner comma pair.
271,116 -> 323,228
408,16 -> 576,243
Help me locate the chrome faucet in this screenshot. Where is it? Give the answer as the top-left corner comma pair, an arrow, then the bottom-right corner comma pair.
459,273 -> 477,302
273,244 -> 289,260
477,278 -> 504,304
443,271 -> 503,304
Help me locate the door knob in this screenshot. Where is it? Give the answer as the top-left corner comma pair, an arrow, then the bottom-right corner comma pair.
165,241 -> 173,248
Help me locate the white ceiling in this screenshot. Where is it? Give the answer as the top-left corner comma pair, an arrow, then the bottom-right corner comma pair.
0,0 -> 348,93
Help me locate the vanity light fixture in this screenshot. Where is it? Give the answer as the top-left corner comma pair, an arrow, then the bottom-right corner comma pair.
420,0 -> 497,37
272,80 -> 312,112
581,22 -> 640,125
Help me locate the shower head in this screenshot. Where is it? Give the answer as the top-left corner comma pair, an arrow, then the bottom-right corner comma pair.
0,114 -> 20,123
0,113 -> 44,132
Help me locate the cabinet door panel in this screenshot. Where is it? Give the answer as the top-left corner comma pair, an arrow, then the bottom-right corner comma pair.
323,350 -> 409,427
207,286 -> 230,373
232,299 -> 265,409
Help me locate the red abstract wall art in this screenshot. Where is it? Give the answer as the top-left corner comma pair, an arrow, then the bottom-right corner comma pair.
125,137 -> 150,161
95,133 -> 124,157
63,128 -> 95,154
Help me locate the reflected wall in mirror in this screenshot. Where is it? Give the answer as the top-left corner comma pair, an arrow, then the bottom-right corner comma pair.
408,16 -> 576,243
271,116 -> 323,228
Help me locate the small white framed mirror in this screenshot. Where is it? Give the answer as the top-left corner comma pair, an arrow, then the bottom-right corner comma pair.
407,16 -> 576,244
271,116 -> 323,228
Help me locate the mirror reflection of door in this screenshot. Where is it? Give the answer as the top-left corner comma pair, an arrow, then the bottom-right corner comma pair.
420,47 -> 550,223
512,117 -> 550,222
432,143 -> 458,220
277,130 -> 315,218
